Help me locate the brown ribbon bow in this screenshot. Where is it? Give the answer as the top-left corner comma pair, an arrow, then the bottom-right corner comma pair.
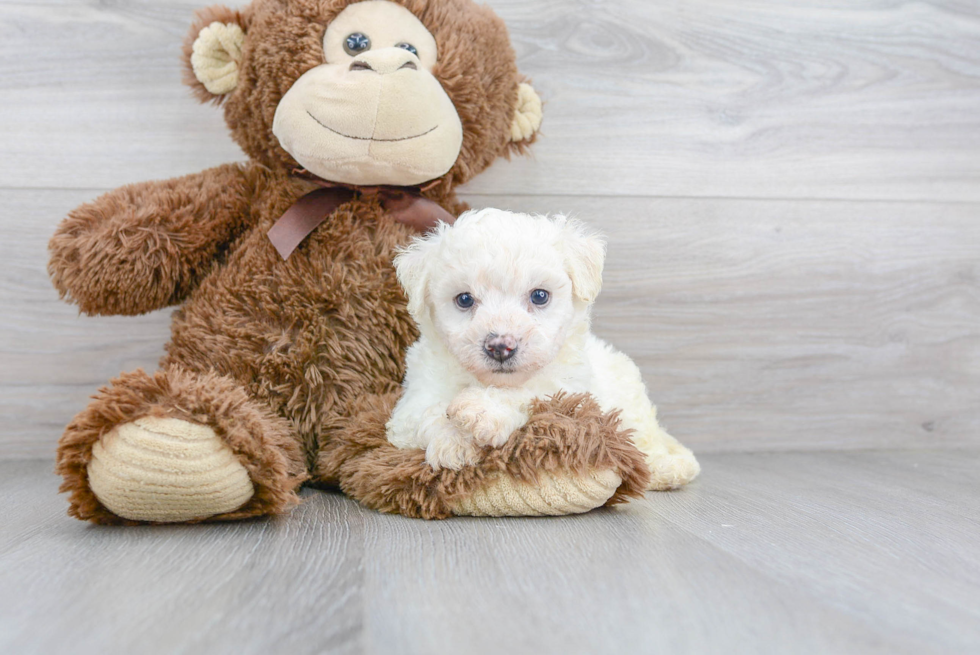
267,173 -> 456,260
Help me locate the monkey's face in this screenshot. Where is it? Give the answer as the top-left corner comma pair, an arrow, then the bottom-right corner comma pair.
184,0 -> 542,190
272,1 -> 463,186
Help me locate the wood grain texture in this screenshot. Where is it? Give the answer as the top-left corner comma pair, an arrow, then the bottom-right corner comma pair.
2,451 -> 978,654
4,4 -> 979,654
1,0 -> 979,199
473,194 -> 980,454
5,188 -> 977,458
1,3 -> 978,453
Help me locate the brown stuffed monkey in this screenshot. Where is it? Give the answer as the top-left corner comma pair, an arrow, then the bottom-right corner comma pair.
48,0 -> 653,524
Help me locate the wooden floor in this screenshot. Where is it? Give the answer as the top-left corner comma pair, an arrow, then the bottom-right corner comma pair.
2,0 -> 979,653
2,452 -> 978,654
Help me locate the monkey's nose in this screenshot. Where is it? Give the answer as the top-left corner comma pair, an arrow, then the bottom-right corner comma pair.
349,48 -> 419,75
484,335 -> 518,362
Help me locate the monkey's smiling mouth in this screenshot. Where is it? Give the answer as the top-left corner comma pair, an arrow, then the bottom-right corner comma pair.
306,111 -> 438,142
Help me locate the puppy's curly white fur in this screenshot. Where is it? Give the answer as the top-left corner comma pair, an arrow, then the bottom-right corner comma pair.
386,208 -> 700,491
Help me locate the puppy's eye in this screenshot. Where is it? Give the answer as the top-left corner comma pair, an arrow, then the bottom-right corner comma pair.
396,42 -> 418,57
344,33 -> 371,56
455,293 -> 475,309
530,289 -> 550,306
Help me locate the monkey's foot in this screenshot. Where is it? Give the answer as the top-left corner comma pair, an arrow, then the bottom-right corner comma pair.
87,417 -> 255,523
450,469 -> 622,517
58,367 -> 306,524
319,391 -> 650,519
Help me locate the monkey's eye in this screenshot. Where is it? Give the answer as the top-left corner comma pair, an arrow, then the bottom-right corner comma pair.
530,289 -> 550,306
344,33 -> 371,56
455,293 -> 475,309
395,42 -> 418,57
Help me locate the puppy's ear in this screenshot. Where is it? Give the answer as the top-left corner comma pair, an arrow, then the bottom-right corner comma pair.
394,245 -> 429,321
557,216 -> 606,304
395,224 -> 449,320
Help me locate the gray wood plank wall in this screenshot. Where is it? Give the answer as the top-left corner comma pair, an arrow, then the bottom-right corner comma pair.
1,0 -> 978,459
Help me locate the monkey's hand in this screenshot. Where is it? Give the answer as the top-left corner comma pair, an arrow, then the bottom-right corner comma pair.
48,163 -> 256,316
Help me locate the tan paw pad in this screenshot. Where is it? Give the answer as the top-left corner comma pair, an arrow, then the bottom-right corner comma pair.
87,417 -> 254,522
450,469 -> 622,517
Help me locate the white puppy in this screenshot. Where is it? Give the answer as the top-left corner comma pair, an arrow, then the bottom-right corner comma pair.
386,208 -> 700,491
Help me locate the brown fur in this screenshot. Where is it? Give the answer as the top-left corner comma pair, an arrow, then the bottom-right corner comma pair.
48,0 -> 650,523
183,0 -> 524,193
55,366 -> 307,525
319,392 -> 650,519
182,5 -> 253,105
49,163 -> 257,316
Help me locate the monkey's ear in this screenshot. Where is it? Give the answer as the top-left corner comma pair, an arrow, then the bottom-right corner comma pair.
509,83 -> 543,143
182,6 -> 249,103
557,216 -> 606,304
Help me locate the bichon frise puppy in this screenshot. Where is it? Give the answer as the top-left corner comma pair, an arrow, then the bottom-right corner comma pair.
386,208 -> 700,491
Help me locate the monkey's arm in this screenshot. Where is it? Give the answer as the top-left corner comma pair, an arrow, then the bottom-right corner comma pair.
319,391 -> 652,519
48,163 -> 257,316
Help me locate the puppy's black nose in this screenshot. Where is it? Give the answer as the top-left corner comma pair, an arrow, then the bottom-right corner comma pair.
485,334 -> 518,362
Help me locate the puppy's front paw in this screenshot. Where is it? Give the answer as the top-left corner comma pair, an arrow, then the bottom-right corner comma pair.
447,393 -> 514,447
425,431 -> 480,471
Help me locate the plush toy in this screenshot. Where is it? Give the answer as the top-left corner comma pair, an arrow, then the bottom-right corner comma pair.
49,0 -> 654,524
